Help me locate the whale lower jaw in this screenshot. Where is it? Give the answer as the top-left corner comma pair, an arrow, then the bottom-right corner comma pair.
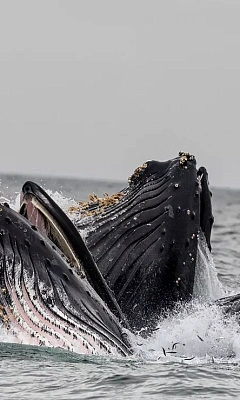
0,275 -> 127,356
0,203 -> 131,356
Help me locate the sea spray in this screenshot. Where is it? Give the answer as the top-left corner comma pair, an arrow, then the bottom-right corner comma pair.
131,303 -> 240,363
193,231 -> 225,301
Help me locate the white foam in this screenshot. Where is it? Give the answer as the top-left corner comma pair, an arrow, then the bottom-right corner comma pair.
128,234 -> 236,364
130,302 -> 240,363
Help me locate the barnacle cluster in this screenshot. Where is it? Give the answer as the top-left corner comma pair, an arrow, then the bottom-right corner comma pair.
179,152 -> 195,167
128,162 -> 148,184
69,192 -> 124,217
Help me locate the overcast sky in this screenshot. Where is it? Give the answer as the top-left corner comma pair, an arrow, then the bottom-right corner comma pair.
0,1 -> 240,188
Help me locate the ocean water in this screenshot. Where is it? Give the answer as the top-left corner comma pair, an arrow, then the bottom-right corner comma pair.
0,174 -> 240,399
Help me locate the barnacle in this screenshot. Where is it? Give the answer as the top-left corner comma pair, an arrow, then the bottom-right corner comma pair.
179,151 -> 195,166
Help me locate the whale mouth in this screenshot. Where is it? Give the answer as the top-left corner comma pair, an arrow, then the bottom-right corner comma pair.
20,191 -> 79,272
19,181 -> 131,328
20,194 -> 50,236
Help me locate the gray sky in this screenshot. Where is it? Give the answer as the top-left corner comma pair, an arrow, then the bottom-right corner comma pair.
0,0 -> 239,188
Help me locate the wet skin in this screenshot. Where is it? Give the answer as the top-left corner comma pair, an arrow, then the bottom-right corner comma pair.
0,203 -> 131,355
75,153 -> 213,332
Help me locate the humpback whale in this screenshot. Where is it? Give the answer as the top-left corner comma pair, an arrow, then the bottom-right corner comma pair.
19,153 -> 214,333
70,153 -> 214,332
0,203 -> 131,356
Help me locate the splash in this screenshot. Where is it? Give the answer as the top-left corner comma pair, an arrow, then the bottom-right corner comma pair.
129,234 -> 236,364
46,190 -> 78,214
193,231 -> 225,302
130,303 -> 240,364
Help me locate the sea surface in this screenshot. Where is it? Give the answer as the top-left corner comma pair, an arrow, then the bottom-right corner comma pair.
0,173 -> 240,399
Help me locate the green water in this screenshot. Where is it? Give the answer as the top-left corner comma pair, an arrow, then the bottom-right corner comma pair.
1,342 -> 240,400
